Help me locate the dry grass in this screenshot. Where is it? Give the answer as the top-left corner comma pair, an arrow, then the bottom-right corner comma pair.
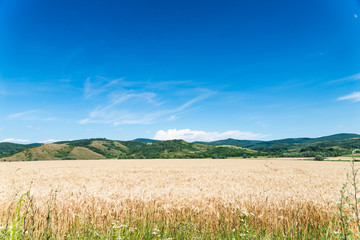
0,158 -> 353,237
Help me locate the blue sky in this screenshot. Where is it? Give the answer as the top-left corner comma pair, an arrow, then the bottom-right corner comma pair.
0,0 -> 359,143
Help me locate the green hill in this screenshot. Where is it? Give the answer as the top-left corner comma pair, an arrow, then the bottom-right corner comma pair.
198,133 -> 360,157
1,133 -> 359,161
133,138 -> 159,143
0,142 -> 40,158
0,139 -> 257,161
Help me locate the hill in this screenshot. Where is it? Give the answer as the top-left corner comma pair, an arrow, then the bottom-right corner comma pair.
133,138 -> 159,143
198,133 -> 360,157
1,133 -> 359,161
0,142 -> 40,158
0,139 -> 256,161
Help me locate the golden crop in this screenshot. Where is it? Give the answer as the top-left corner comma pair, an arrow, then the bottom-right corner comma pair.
0,159 -> 353,235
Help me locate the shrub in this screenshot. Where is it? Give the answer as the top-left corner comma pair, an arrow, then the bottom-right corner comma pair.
314,155 -> 324,161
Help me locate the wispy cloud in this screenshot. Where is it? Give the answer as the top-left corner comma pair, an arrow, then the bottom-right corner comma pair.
84,77 -> 123,99
80,77 -> 216,126
39,139 -> 61,143
112,90 -> 215,126
173,89 -> 214,112
328,73 -> 360,84
154,129 -> 266,142
27,125 -> 42,130
89,92 -> 158,119
338,92 -> 360,102
7,109 -> 56,121
7,110 -> 39,119
0,138 -> 31,143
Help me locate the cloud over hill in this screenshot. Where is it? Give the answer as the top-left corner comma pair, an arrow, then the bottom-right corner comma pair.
154,129 -> 265,142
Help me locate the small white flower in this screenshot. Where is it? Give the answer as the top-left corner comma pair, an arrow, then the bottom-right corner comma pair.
152,228 -> 160,234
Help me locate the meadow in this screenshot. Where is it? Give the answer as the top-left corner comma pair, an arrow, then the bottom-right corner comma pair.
0,158 -> 357,239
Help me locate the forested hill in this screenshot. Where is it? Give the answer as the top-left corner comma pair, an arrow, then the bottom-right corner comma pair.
1,133 -> 359,161
0,142 -> 41,158
195,133 -> 360,147
0,139 -> 256,161
195,133 -> 360,157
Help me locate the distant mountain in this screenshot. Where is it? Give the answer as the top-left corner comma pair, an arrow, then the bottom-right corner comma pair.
312,133 -> 360,142
197,133 -> 360,148
196,133 -> 360,157
133,138 -> 159,143
194,138 -> 264,148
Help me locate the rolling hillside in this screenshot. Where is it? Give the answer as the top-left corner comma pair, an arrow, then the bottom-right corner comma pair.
0,142 -> 41,158
197,133 -> 360,157
1,133 -> 359,161
0,139 -> 256,161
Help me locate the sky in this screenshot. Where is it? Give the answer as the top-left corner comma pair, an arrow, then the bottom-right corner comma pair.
0,0 -> 359,143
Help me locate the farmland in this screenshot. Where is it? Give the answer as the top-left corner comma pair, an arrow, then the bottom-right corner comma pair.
0,158 -> 356,239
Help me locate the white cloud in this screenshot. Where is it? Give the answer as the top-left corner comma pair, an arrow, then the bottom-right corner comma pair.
79,118 -> 90,124
7,109 -> 39,119
355,14 -> 358,18
27,126 -> 42,130
89,92 -> 158,120
0,138 -> 31,143
168,115 -> 177,121
39,139 -> 61,143
80,76 -> 216,126
154,129 -> 265,142
84,77 -> 122,99
338,92 -> 360,102
6,110 -> 55,121
113,118 -> 151,125
330,73 -> 360,84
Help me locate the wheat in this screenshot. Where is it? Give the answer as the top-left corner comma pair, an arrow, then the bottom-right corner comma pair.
0,158 -> 354,238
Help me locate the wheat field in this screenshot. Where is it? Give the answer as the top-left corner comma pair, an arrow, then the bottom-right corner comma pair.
0,158 -> 355,238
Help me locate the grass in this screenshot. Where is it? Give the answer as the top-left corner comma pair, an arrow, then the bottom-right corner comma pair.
0,192 -> 341,239
0,158 -> 358,239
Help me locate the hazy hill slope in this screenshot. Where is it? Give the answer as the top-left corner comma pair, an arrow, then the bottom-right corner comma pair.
198,133 -> 360,149
194,139 -> 263,148
0,142 -> 40,158
314,133 -> 360,142
133,138 -> 159,143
